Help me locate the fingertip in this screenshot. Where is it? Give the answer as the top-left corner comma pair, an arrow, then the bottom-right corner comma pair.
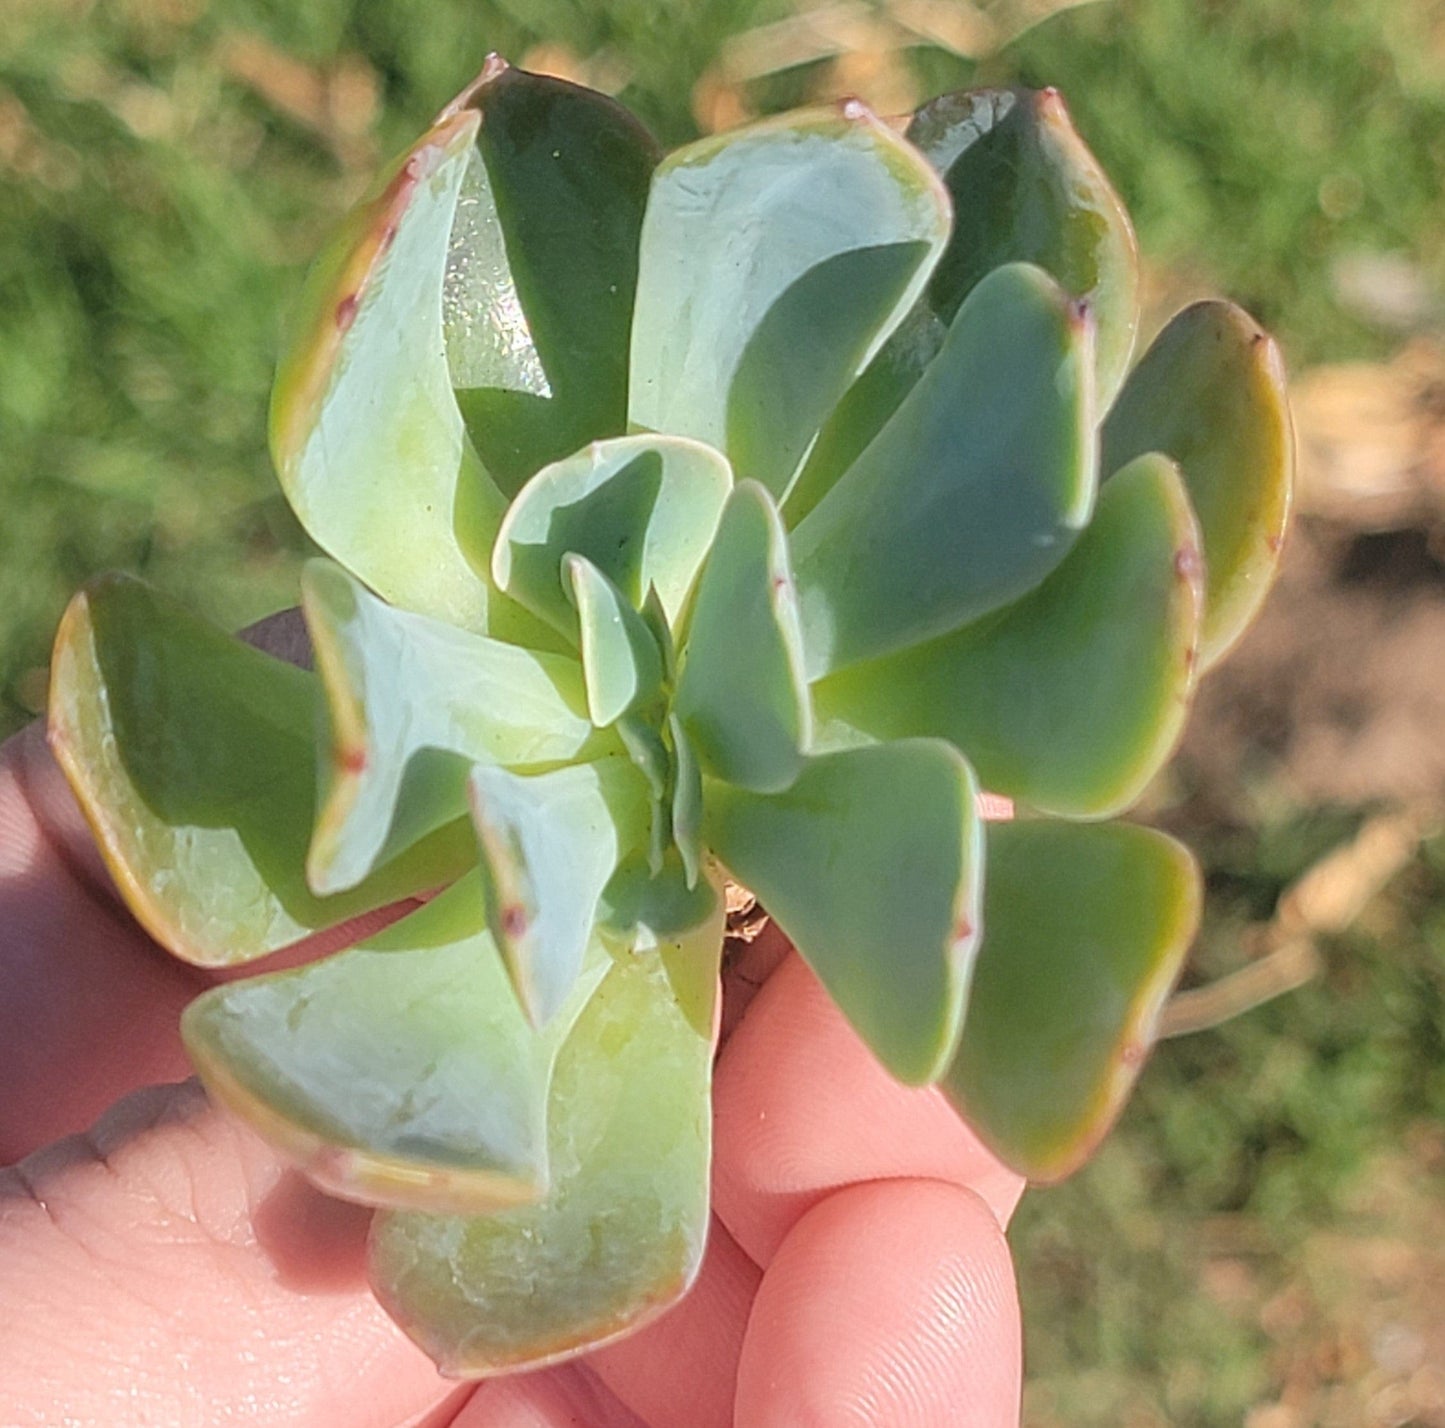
588,1217 -> 760,1428
714,955 -> 1024,1265
735,1179 -> 1021,1427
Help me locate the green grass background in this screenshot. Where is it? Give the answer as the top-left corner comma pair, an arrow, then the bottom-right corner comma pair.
2,2 -> 1443,1422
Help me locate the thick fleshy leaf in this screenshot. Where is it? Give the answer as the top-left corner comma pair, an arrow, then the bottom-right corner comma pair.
813,452 -> 1203,817
667,714 -> 703,890
47,576 -> 472,966
270,108 -> 516,635
598,857 -> 721,1034
943,820 -> 1201,1181
303,560 -> 596,895
1103,300 -> 1294,668
791,262 -> 1097,677
909,87 -> 1139,407
470,757 -> 650,1026
629,102 -> 950,499
706,740 -> 982,1084
492,434 -> 732,637
782,305 -> 947,528
786,87 -> 1137,526
181,875 -> 606,1214
440,60 -> 660,494
565,555 -> 664,727
369,901 -> 723,1377
672,482 -> 810,793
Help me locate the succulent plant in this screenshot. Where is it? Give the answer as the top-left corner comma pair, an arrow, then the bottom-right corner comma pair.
46,61 -> 1293,1375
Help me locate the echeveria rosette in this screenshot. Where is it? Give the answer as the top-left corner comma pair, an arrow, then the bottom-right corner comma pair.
45,59 -> 1294,1376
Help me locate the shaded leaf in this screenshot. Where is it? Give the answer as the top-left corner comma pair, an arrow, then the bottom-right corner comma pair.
672,482 -> 810,793
47,576 -> 471,966
303,559 -> 596,895
369,902 -> 723,1376
492,434 -> 732,637
565,554 -> 664,727
441,60 -> 660,493
791,263 -> 1097,676
182,875 -> 606,1214
706,740 -> 982,1084
667,713 -> 703,890
787,86 -> 1137,524
470,757 -> 650,1026
1103,300 -> 1294,668
942,820 -> 1201,1181
813,452 -> 1203,816
630,102 -> 949,499
909,87 -> 1140,407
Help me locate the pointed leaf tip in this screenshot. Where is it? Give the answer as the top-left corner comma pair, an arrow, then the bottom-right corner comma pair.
1103,299 -> 1294,668
706,740 -> 982,1084
943,821 -> 1201,1181
672,481 -> 810,793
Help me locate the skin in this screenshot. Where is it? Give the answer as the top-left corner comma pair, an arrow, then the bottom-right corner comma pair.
0,709 -> 1025,1427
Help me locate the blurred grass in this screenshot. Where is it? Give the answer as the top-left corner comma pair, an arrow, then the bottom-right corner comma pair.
2,2 -> 1443,1422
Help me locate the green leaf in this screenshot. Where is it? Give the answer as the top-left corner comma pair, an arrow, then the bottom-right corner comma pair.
706,740 -> 982,1084
470,757 -> 650,1026
302,559 -> 597,895
565,554 -> 665,727
672,482 -> 810,793
441,60 -> 660,494
369,902 -> 723,1377
492,434 -> 732,638
908,87 -> 1140,408
1103,300 -> 1294,668
598,857 -> 722,1037
942,820 -> 1201,1182
667,713 -> 703,890
791,263 -> 1097,677
813,452 -> 1203,817
629,102 -> 950,499
783,305 -> 947,528
270,108 -> 515,635
47,576 -> 472,966
786,87 -> 1138,526
181,875 -> 606,1214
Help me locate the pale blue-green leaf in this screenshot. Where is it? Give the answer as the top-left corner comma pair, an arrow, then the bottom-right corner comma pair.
181,874 -> 607,1213
791,263 -> 1097,677
705,740 -> 982,1084
369,903 -> 723,1376
813,452 -> 1203,817
942,820 -> 1200,1181
302,559 -> 597,895
270,110 -> 518,634
629,102 -> 950,499
470,756 -> 650,1026
564,554 -> 664,727
48,575 -> 473,966
1102,300 -> 1294,668
672,482 -> 810,793
492,434 -> 732,637
667,713 -> 703,890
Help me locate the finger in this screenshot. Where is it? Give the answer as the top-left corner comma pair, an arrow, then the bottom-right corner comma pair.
0,727 -> 204,1160
586,1218 -> 760,1428
713,954 -> 1024,1266
0,1079 -> 452,1428
0,721 -> 412,1158
735,1179 -> 1021,1427
454,1365 -> 649,1428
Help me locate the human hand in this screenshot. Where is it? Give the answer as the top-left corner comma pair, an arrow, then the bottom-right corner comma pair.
0,718 -> 1024,1426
